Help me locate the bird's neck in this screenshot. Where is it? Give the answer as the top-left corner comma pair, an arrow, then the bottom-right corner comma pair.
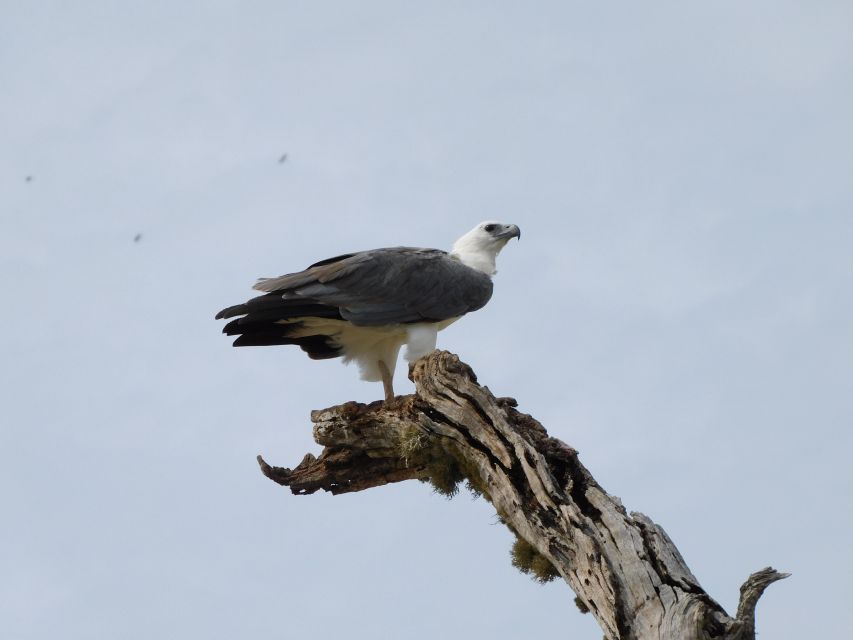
449,244 -> 498,276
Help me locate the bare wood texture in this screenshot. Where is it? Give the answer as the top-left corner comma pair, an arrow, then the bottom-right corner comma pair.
258,351 -> 787,640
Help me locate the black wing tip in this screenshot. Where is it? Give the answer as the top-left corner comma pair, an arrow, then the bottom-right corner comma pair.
222,319 -> 243,335
229,332 -> 343,359
215,304 -> 248,320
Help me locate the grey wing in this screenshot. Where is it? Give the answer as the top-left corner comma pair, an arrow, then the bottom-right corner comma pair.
253,247 -> 493,326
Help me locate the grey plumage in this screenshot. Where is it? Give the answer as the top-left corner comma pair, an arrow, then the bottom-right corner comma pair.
248,248 -> 492,326
216,247 -> 492,350
215,221 -> 519,400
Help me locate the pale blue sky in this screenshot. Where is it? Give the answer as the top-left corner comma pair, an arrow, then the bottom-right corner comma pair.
2,2 -> 851,638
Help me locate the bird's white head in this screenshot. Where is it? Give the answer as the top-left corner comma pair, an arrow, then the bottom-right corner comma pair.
450,221 -> 521,276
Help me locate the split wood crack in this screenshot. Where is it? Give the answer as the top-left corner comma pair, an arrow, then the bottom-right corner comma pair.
257,350 -> 787,640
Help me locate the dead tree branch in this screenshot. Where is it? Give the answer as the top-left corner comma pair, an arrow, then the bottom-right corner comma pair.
258,351 -> 787,640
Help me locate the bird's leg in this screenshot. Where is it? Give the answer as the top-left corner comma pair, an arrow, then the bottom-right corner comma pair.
378,360 -> 395,403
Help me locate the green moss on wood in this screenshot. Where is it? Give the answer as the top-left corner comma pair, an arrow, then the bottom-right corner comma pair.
421,455 -> 466,498
396,424 -> 560,584
397,425 -> 486,499
510,536 -> 560,584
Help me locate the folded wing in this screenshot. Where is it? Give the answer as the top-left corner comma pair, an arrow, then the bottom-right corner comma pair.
215,247 -> 493,356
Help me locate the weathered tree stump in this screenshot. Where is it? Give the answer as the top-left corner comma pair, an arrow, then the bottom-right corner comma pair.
258,351 -> 786,640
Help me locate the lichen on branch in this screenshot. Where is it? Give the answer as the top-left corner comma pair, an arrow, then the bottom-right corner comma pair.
257,351 -> 787,640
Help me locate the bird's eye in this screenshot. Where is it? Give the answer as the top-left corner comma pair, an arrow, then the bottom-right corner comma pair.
483,224 -> 497,232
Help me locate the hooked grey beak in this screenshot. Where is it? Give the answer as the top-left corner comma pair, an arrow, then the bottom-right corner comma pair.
499,224 -> 521,241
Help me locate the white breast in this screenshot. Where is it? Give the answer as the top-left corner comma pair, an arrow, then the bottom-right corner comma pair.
278,317 -> 458,382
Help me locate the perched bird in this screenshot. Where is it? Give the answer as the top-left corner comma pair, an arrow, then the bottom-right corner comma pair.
215,221 -> 520,401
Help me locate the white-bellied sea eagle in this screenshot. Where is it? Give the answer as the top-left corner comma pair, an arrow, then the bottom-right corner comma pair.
215,221 -> 520,401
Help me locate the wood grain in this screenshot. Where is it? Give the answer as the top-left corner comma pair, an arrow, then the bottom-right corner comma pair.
258,351 -> 787,640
